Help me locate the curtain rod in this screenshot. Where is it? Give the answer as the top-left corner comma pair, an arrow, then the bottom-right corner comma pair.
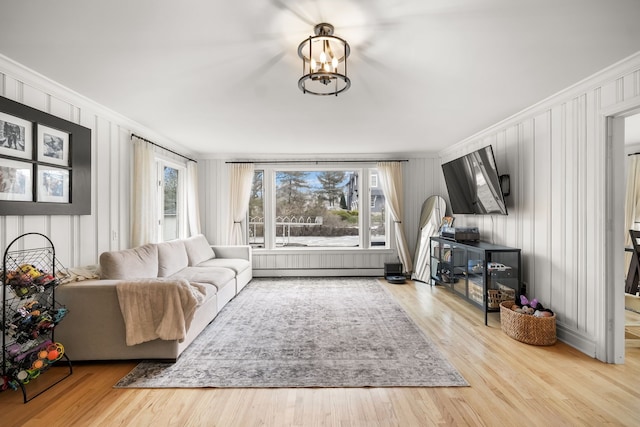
225,159 -> 409,164
131,133 -> 197,163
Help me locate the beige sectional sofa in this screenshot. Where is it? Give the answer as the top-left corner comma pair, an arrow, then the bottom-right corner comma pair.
55,234 -> 252,361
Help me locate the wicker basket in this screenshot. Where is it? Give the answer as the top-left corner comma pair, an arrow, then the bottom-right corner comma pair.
499,301 -> 556,346
487,289 -> 515,309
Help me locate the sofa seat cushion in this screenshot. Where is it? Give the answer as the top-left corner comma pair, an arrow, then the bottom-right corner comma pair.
157,240 -> 189,277
190,281 -> 218,303
170,266 -> 235,292
183,234 -> 215,266
100,244 -> 159,280
195,258 -> 251,275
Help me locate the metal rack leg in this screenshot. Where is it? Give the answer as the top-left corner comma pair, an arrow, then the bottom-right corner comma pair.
18,354 -> 73,403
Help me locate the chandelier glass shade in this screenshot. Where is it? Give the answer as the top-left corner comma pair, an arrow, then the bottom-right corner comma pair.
297,23 -> 351,96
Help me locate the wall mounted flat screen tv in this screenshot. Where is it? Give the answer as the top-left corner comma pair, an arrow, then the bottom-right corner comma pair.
441,145 -> 508,215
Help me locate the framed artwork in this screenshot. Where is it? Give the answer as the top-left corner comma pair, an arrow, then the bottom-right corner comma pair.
0,111 -> 33,160
37,124 -> 69,166
439,216 -> 454,231
0,96 -> 91,215
0,158 -> 32,201
37,166 -> 70,203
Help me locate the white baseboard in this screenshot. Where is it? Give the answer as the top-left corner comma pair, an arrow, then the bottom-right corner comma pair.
253,269 -> 384,277
557,324 -> 598,359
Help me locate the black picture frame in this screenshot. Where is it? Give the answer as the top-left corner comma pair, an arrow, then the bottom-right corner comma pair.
0,96 -> 91,215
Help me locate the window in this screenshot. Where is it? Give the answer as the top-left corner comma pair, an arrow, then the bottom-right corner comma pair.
369,170 -> 386,246
249,170 -> 265,247
157,159 -> 187,241
248,166 -> 388,249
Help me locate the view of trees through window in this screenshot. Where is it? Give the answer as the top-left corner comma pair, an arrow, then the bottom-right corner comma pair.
249,168 -> 386,248
249,170 -> 264,246
163,165 -> 179,241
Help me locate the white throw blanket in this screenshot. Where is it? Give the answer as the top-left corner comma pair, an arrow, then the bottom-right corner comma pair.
116,278 -> 207,346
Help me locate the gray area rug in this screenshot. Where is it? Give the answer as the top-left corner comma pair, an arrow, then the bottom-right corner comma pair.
114,277 -> 468,388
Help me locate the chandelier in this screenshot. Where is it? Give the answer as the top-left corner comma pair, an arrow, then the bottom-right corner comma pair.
297,23 -> 351,96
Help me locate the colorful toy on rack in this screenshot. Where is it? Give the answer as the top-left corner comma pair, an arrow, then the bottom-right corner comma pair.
1,375 -> 18,391
4,264 -> 59,298
6,300 -> 68,343
1,233 -> 73,399
9,340 -> 65,384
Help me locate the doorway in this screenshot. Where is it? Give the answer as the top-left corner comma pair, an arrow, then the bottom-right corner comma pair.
603,105 -> 640,364
623,113 -> 640,352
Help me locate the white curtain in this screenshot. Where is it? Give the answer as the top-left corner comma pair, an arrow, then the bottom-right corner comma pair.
229,163 -> 255,245
131,136 -> 158,246
625,154 -> 640,271
186,161 -> 202,236
377,161 -> 413,273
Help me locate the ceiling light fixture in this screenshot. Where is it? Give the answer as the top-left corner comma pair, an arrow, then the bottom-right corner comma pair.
297,23 -> 350,96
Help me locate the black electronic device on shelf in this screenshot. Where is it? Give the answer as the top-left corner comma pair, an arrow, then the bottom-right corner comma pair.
440,226 -> 480,242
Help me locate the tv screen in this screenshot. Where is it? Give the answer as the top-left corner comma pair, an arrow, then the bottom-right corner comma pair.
441,145 -> 508,215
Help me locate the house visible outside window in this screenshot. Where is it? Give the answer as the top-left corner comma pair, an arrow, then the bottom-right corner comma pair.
369,170 -> 386,246
158,159 -> 187,241
248,166 -> 388,249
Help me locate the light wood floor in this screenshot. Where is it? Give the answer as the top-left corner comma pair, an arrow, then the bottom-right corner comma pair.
2,279 -> 640,426
626,308 -> 640,347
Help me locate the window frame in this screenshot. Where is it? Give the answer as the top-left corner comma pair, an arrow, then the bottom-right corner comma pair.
156,156 -> 187,242
249,164 -> 392,251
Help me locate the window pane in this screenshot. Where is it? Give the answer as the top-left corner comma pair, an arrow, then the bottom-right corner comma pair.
249,170 -> 264,248
163,166 -> 179,241
275,170 -> 358,247
370,170 -> 386,247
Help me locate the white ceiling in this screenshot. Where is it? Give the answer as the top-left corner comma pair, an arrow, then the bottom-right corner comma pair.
1,0 -> 640,158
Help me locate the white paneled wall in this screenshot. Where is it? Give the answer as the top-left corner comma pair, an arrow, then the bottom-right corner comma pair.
440,52 -> 640,361
404,157 -> 447,259
0,55 -> 193,268
201,159 -> 230,246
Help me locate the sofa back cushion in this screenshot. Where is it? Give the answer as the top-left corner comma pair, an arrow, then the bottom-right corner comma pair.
157,240 -> 189,277
183,234 -> 215,266
100,244 -> 159,280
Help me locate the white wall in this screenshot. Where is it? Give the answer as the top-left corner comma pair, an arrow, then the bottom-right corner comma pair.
0,55 -> 194,268
626,113 -> 640,146
440,51 -> 640,361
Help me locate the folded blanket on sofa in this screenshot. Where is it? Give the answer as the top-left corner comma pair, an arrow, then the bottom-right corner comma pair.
116,278 -> 207,346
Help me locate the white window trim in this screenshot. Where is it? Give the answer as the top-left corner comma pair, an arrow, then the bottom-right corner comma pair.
156,156 -> 188,241
252,164 -> 394,251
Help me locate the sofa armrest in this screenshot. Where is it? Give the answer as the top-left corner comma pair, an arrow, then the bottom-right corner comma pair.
56,279 -> 124,327
54,279 -> 128,358
211,245 -> 252,262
